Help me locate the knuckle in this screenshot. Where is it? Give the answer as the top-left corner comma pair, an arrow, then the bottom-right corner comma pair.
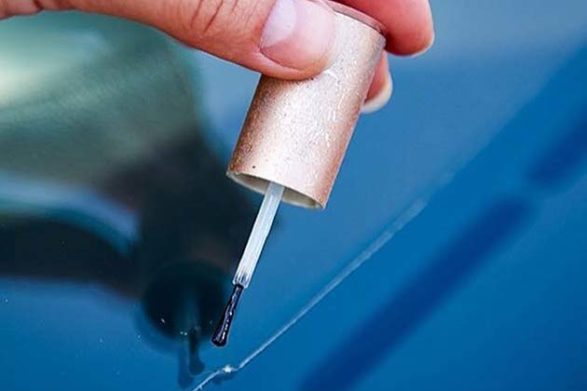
185,0 -> 231,37
0,0 -> 70,16
40,0 -> 70,10
0,0 -> 10,17
181,0 -> 260,44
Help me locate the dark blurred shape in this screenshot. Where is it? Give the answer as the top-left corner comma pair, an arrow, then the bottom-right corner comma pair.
0,14 -> 255,385
141,260 -> 226,386
527,113 -> 587,189
0,217 -> 133,287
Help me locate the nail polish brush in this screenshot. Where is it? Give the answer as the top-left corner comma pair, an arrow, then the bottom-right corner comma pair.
212,1 -> 385,347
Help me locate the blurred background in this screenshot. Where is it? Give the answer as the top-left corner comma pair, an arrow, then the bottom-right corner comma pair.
0,0 -> 586,390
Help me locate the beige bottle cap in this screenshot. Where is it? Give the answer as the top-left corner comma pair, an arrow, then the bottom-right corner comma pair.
228,2 -> 386,208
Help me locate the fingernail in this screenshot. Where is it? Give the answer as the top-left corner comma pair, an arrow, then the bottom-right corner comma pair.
261,0 -> 335,70
362,73 -> 393,114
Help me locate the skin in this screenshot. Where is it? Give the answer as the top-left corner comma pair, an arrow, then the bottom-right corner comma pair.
0,0 -> 434,109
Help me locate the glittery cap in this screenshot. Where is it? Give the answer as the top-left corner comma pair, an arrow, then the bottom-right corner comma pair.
228,1 -> 386,208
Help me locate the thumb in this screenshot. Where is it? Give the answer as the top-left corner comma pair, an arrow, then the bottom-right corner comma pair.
68,0 -> 336,79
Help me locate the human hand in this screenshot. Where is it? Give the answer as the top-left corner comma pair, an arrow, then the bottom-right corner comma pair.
1,0 -> 434,112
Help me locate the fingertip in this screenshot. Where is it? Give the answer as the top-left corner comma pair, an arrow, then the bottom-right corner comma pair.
409,30 -> 435,57
362,56 -> 392,114
386,25 -> 435,57
338,0 -> 435,57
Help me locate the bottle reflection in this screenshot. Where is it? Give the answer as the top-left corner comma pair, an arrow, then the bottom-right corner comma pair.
0,14 -> 254,388
140,261 -> 224,386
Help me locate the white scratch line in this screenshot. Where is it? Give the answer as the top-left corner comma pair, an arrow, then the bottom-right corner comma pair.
192,105 -> 509,390
192,199 -> 427,391
322,69 -> 340,82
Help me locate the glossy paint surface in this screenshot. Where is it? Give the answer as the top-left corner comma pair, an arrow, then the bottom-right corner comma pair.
1,1 -> 586,390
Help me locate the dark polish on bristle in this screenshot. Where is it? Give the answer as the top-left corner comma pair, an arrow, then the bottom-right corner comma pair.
212,284 -> 244,347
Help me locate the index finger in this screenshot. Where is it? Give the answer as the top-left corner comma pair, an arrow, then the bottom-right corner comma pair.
335,0 -> 434,55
